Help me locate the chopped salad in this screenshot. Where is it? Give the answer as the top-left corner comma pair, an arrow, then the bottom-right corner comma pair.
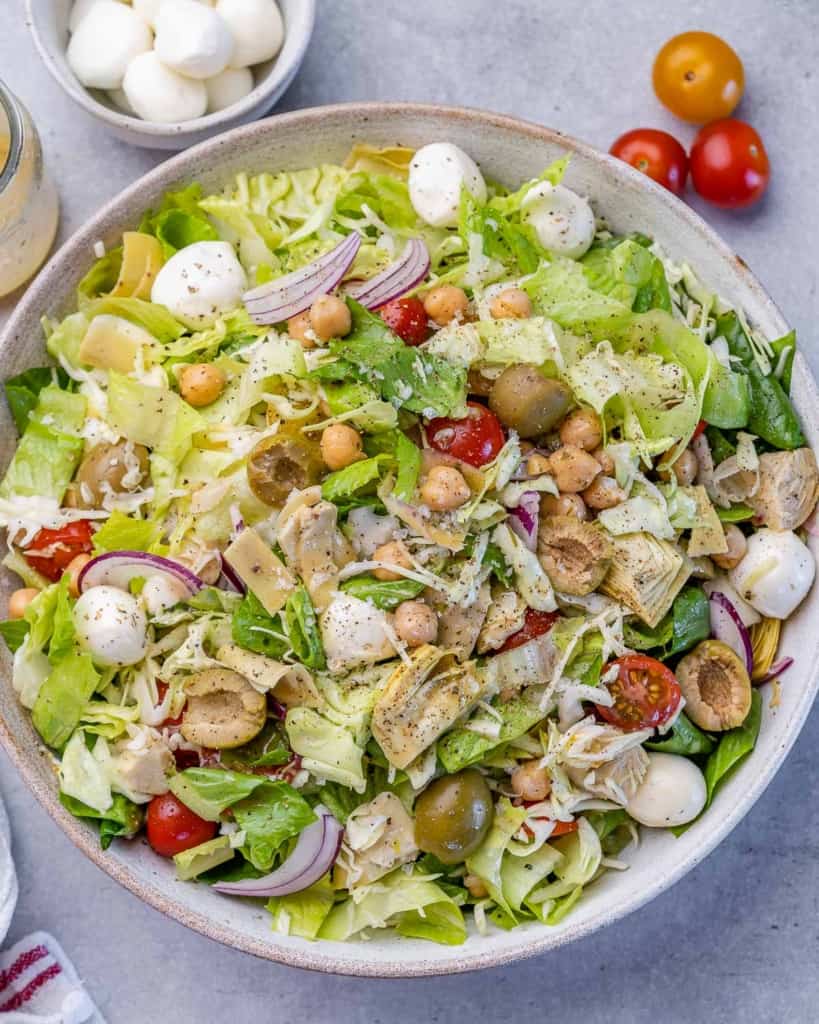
1,141 -> 815,944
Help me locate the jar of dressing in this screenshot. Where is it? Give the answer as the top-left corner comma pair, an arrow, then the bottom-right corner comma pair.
0,80 -> 59,297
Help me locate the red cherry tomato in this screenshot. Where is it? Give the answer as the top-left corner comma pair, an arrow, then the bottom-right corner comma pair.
23,519 -> 95,582
597,654 -> 681,732
520,817 -> 578,840
146,793 -> 217,857
156,681 -> 185,728
499,608 -> 561,653
691,419 -> 707,441
610,129 -> 689,196
427,402 -> 505,467
689,119 -> 770,209
378,296 -> 430,346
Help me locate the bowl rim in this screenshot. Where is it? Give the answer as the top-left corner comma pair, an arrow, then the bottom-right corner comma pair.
1,100 -> 816,976
25,0 -> 317,137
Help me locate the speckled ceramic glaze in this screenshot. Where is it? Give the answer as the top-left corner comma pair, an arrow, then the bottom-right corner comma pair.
1,104 -> 817,976
26,0 -> 316,150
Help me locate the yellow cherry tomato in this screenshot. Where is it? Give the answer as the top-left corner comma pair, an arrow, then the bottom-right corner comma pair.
652,31 -> 744,123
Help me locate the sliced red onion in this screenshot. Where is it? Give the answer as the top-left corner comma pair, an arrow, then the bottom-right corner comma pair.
755,656 -> 793,685
217,554 -> 246,595
507,491 -> 540,550
243,233 -> 361,325
213,806 -> 342,898
709,591 -> 753,675
78,551 -> 204,596
345,239 -> 430,309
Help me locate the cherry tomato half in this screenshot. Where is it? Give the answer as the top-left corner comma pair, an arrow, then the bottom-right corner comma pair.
610,129 -> 689,196
691,419 -> 707,441
378,296 -> 430,346
521,818 -> 578,841
499,608 -> 561,653
597,654 -> 681,732
427,402 -> 505,467
653,31 -> 744,123
690,119 -> 770,209
146,793 -> 217,857
23,519 -> 95,583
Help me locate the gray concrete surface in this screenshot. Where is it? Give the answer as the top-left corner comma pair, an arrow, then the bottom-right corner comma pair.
1,1 -> 818,1020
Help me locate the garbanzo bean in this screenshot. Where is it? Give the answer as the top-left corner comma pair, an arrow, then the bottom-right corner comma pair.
527,453 -> 553,476
287,310 -> 315,348
394,600 -> 438,647
420,465 -> 471,511
592,447 -> 615,474
8,588 -> 38,620
310,294 -> 352,341
372,540 -> 413,581
541,492 -> 588,519
489,287 -> 532,320
319,423 -> 363,471
583,475 -> 627,510
712,524 -> 748,570
671,448 -> 699,486
548,445 -> 601,493
66,554 -> 92,599
559,408 -> 603,451
511,760 -> 551,801
424,285 -> 469,326
179,363 -> 225,407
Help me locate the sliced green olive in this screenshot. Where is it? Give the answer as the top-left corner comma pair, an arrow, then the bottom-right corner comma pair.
247,434 -> 323,506
489,363 -> 571,438
414,769 -> 494,864
74,441 -> 149,508
675,639 -> 751,732
180,668 -> 267,749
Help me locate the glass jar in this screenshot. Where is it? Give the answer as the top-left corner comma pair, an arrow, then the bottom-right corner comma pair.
0,80 -> 60,297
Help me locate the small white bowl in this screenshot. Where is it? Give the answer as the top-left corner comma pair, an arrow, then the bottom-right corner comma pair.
26,0 -> 316,150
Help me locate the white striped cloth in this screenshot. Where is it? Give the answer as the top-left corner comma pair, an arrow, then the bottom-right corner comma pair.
0,789 -> 104,1023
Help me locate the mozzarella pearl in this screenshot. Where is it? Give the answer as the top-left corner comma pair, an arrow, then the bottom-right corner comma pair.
625,753 -> 707,828
133,0 -> 214,29
123,52 -> 208,124
521,182 -> 596,259
67,2 -> 153,90
409,143 -> 487,228
151,240 -> 247,327
215,0 -> 285,69
69,0 -> 111,32
74,586 -> 147,668
729,528 -> 815,619
319,595 -> 395,673
108,88 -> 136,115
141,575 -> 191,616
155,0 -> 233,79
205,66 -> 254,112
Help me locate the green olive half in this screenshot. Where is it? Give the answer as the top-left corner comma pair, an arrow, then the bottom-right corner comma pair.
414,769 -> 494,864
489,363 -> 571,438
247,434 -> 323,506
74,441 -> 150,508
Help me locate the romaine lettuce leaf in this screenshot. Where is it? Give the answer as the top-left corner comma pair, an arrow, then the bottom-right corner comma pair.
4,366 -> 72,435
85,296 -> 184,342
464,798 -> 528,918
267,874 -> 335,940
59,729 -> 112,814
91,510 -> 163,554
44,311 -> 90,367
32,650 -> 100,749
0,619 -> 29,653
284,586 -> 325,671
339,575 -> 424,610
60,791 -> 143,849
231,780 -> 316,871
174,836 -> 234,880
168,766 -> 266,821
285,707 -> 367,792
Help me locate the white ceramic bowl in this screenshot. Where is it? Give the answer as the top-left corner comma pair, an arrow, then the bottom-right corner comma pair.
26,0 -> 316,150
1,103 -> 817,976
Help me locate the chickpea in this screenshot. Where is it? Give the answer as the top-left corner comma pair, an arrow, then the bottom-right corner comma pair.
66,554 -> 92,598
542,492 -> 588,520
287,310 -> 315,348
179,363 -> 225,407
464,873 -> 489,899
527,453 -> 553,476
712,524 -> 748,570
592,447 -> 615,475
320,423 -> 364,471
394,600 -> 438,647
548,445 -> 601,494
583,475 -> 627,510
671,448 -> 699,486
489,287 -> 532,320
310,294 -> 352,342
8,588 -> 39,620
559,408 -> 603,452
372,540 -> 413,582
424,285 -> 469,326
511,760 -> 551,802
420,465 -> 471,511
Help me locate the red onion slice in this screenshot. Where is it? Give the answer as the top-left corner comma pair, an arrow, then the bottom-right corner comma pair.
213,806 -> 342,898
217,554 -> 246,595
708,591 -> 753,675
755,656 -> 794,685
78,551 -> 204,596
346,239 -> 430,309
507,491 -> 540,550
243,233 -> 361,325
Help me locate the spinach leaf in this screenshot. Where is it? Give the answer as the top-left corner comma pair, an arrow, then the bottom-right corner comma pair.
770,329 -> 796,393
321,454 -> 390,503
77,248 -> 123,298
632,258 -> 672,313
232,781 -> 316,871
284,586 -> 325,671
60,792 -> 143,849
4,366 -> 71,435
340,575 -> 424,610
705,425 -> 736,466
667,586 -> 710,657
393,431 -> 422,502
0,618 -> 29,653
481,541 -> 513,587
199,855 -> 264,886
231,591 -> 288,659
585,809 -> 634,856
623,615 -> 673,652
316,781 -> 364,824
646,712 -> 715,756
219,720 -> 292,772
703,689 -> 762,807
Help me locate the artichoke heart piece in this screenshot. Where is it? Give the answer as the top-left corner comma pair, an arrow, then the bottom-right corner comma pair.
601,532 -> 692,628
371,645 -> 484,769
537,515 -> 613,596
686,485 -> 728,558
748,448 -> 819,530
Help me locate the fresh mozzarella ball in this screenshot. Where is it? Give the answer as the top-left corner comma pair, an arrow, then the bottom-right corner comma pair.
625,753 -> 707,828
409,143 -> 487,228
151,240 -> 247,327
320,595 -> 395,674
69,0 -> 110,32
123,52 -> 208,124
205,66 -> 254,112
74,586 -> 148,668
107,88 -> 136,115
154,0 -> 234,79
140,575 -> 191,616
67,2 -> 153,90
521,182 -> 596,259
132,0 -> 214,29
729,528 -> 815,619
216,0 -> 285,68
